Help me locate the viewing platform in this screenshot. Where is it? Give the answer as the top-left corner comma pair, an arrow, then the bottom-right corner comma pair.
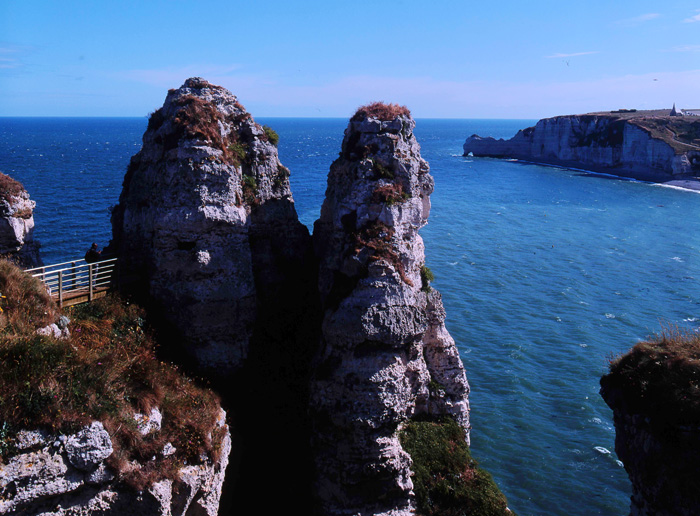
26,257 -> 118,308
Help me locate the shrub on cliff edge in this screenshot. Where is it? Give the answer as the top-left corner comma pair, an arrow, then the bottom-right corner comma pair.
400,417 -> 513,516
602,326 -> 700,423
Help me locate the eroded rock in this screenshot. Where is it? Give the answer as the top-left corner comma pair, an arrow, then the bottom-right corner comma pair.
311,104 -> 471,515
110,77 -> 311,377
0,172 -> 41,268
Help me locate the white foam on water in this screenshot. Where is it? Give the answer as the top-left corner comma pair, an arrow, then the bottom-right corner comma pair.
605,313 -> 616,319
594,446 -> 610,455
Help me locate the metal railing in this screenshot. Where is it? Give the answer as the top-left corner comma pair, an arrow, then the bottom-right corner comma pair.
25,257 -> 118,307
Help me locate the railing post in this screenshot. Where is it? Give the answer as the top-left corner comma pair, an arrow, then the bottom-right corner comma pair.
88,264 -> 93,301
58,271 -> 63,308
71,261 -> 76,289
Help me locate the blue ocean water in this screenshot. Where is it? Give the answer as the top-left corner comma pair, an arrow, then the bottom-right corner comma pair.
1,116 -> 699,515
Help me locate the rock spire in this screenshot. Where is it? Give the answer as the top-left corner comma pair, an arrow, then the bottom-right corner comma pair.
311,103 -> 471,515
110,77 -> 311,376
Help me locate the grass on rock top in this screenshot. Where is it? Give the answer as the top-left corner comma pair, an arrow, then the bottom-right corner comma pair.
0,260 -> 224,490
351,102 -> 411,122
602,326 -> 700,424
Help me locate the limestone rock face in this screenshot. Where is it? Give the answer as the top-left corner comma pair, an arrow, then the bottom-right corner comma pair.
110,77 -> 310,376
311,107 -> 471,515
0,412 -> 231,516
463,114 -> 700,182
601,377 -> 700,516
0,172 -> 41,268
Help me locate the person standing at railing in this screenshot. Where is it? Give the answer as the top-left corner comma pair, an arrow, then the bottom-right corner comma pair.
85,243 -> 101,288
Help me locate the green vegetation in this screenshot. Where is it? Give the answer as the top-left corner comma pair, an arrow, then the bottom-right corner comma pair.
420,265 -> 435,293
602,326 -> 700,423
242,173 -> 258,205
370,158 -> 395,180
274,164 -> 290,188
229,141 -> 248,166
263,125 -> 280,146
0,260 -> 223,489
400,417 -> 513,516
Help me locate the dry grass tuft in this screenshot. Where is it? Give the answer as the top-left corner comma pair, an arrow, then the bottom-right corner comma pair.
353,221 -> 411,286
0,173 -> 25,204
351,102 -> 411,122
0,260 -> 57,333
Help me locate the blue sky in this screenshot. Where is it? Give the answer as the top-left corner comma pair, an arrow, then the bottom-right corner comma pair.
1,0 -> 699,118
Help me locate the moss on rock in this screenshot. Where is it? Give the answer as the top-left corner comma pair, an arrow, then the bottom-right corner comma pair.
400,417 -> 513,516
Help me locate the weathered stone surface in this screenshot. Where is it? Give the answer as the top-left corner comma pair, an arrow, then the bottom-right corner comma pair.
0,172 -> 42,268
463,114 -> 700,182
311,107 -> 471,515
602,379 -> 700,515
64,422 -> 113,471
0,412 -> 230,515
110,77 -> 310,376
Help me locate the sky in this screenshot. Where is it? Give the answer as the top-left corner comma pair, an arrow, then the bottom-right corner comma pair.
1,0 -> 699,118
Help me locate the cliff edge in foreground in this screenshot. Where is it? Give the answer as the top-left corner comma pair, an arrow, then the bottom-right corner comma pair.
464,111 -> 700,184
311,103 -> 508,515
0,262 -> 230,515
601,329 -> 700,516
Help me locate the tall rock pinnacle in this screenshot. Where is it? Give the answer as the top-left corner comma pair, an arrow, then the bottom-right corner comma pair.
110,77 -> 310,376
311,103 -> 471,515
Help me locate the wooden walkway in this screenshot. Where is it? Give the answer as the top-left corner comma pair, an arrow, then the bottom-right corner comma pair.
26,257 -> 118,308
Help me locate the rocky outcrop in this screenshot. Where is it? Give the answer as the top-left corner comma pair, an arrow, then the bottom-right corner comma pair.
311,104 -> 471,515
0,172 -> 41,268
600,335 -> 700,516
110,77 -> 311,377
464,114 -> 700,182
0,412 -> 231,515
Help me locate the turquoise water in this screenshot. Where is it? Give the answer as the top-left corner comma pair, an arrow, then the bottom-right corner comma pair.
2,117 -> 699,515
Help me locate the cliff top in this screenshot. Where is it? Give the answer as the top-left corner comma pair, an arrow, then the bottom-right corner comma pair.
601,327 -> 700,424
547,110 -> 700,152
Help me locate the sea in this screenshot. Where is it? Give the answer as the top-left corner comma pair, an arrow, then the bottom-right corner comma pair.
1,116 -> 699,515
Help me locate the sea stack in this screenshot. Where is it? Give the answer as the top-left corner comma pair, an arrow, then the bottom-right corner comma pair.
311,103 -> 471,514
110,77 -> 311,376
601,331 -> 700,515
0,172 -> 41,268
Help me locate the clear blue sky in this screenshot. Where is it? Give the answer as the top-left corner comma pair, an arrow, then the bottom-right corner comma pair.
1,0 -> 699,118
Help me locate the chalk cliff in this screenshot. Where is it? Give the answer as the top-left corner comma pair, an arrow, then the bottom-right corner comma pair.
464,113 -> 700,182
110,77 -> 312,377
0,172 -> 41,268
311,104 -> 471,515
601,332 -> 700,516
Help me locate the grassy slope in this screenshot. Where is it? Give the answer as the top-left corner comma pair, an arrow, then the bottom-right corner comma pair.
0,260 -> 224,490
